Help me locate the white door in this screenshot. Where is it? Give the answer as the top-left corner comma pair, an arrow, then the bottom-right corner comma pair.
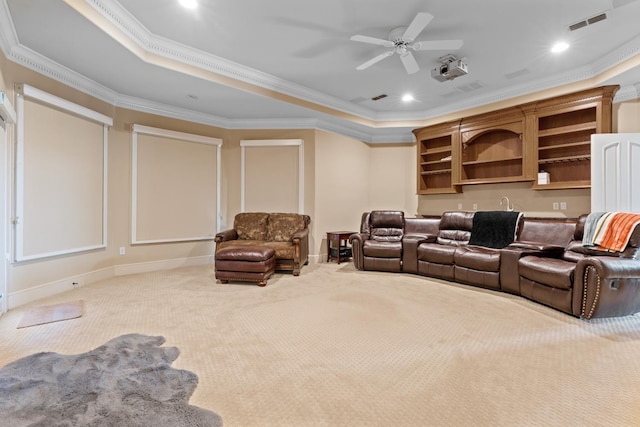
591,133 -> 640,213
0,120 -> 6,315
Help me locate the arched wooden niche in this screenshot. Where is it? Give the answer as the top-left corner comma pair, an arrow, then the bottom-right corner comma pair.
459,118 -> 527,184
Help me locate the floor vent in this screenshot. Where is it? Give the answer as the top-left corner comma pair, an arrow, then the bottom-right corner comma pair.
568,12 -> 607,31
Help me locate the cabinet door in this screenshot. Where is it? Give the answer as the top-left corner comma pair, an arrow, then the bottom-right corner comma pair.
591,133 -> 640,213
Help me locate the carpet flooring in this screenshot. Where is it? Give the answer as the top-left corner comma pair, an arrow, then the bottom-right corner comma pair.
2,262 -> 640,426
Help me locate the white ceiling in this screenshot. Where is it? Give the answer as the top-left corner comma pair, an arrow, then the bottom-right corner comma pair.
1,0 -> 639,142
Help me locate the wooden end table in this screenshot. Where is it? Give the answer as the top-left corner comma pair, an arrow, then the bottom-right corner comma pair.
326,231 -> 356,264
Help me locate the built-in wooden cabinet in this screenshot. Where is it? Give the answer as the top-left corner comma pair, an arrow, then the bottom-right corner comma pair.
414,121 -> 461,194
413,85 -> 618,194
531,86 -> 618,189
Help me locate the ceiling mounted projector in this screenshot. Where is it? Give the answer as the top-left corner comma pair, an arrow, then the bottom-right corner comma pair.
431,54 -> 468,82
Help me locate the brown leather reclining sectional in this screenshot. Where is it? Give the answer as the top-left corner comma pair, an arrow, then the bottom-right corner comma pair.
350,210 -> 640,319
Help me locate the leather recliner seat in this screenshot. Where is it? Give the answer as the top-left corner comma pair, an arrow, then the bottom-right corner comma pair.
417,211 -> 473,280
351,210 -> 405,272
518,214 -> 640,317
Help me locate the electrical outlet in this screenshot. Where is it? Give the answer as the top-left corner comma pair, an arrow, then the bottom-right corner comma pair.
553,202 -> 559,210
457,203 -> 463,210
473,203 -> 478,210
560,201 -> 567,210
119,247 -> 126,255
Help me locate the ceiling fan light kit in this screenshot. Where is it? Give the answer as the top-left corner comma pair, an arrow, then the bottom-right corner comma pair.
350,12 -> 464,75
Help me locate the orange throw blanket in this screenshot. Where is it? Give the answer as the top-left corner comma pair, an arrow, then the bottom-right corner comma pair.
585,212 -> 640,253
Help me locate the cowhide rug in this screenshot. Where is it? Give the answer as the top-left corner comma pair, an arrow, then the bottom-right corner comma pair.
0,334 -> 222,426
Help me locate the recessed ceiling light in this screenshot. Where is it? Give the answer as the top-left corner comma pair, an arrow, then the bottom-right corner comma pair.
551,41 -> 570,53
402,94 -> 415,102
179,0 -> 198,9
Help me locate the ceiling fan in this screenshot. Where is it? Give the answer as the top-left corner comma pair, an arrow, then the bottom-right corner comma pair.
350,12 -> 463,74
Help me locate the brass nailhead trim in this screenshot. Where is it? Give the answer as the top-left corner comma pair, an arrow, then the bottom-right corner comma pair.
582,265 -> 601,319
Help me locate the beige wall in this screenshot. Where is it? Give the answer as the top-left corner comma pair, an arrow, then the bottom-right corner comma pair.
219,128 -> 317,250
1,51 -> 639,305
613,99 -> 640,132
417,182 -> 590,218
314,131 -> 369,257
368,143 -> 418,215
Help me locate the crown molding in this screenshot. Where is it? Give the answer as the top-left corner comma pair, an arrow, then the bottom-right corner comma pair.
613,83 -> 640,102
5,44 -> 120,104
2,0 -> 638,145
0,0 -> 18,54
80,0 -> 640,124
79,0 -> 375,121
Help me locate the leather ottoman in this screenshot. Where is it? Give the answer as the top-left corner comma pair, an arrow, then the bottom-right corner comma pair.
215,246 -> 276,286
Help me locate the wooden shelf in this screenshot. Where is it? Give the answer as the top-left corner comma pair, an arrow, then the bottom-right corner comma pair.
533,87 -> 617,189
420,146 -> 451,155
421,159 -> 452,166
460,176 -> 532,185
532,180 -> 590,190
538,141 -> 590,151
414,122 -> 461,195
462,156 -> 523,166
421,168 -> 452,176
420,187 -> 461,195
539,155 -> 590,165
538,121 -> 596,137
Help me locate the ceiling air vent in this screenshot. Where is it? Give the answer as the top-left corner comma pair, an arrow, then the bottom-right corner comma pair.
568,12 -> 607,31
371,94 -> 388,101
568,21 -> 588,31
587,13 -> 607,25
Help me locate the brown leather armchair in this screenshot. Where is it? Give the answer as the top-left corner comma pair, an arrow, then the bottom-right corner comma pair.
517,214 -> 640,318
350,210 -> 404,272
215,212 -> 310,276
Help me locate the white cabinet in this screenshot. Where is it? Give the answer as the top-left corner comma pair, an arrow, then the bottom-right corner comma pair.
591,134 -> 640,213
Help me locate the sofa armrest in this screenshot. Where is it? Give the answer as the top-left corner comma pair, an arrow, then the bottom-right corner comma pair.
507,241 -> 565,254
291,227 -> 309,242
402,234 -> 437,274
349,233 -> 370,270
500,243 -> 565,295
291,227 -> 310,267
573,257 -> 640,319
214,229 -> 238,244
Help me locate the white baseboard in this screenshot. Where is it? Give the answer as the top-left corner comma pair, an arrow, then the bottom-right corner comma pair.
308,254 -> 321,264
7,255 -> 214,309
8,267 -> 113,309
113,255 -> 213,276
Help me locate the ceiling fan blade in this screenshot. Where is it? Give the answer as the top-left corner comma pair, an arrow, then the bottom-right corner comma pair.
400,52 -> 420,74
402,12 -> 433,42
411,40 -> 464,50
350,34 -> 395,47
356,51 -> 394,70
